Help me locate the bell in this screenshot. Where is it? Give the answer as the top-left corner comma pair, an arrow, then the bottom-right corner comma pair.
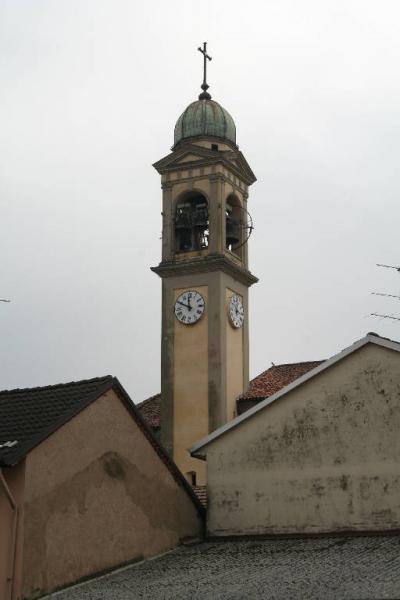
226,215 -> 240,247
175,211 -> 191,230
193,207 -> 208,229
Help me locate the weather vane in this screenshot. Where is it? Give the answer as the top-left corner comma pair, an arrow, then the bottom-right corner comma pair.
198,42 -> 212,100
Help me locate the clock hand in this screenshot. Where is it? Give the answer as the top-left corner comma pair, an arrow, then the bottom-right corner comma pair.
176,300 -> 190,309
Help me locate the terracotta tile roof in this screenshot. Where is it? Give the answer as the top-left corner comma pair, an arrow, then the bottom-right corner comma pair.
240,361 -> 325,401
193,485 -> 207,509
137,362 -> 325,431
137,393 -> 161,429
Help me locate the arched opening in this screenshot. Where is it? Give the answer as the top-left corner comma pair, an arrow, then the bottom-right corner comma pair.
175,192 -> 209,252
225,195 -> 243,255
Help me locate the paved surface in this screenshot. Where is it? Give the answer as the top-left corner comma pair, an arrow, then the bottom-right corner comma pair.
48,535 -> 400,599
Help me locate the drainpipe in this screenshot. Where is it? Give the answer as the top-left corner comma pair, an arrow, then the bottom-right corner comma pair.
0,468 -> 18,600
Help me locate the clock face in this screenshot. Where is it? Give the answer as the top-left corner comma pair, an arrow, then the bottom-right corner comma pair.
228,294 -> 244,328
174,290 -> 205,325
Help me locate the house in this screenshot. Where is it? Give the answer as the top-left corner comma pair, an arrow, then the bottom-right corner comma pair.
190,333 -> 400,537
0,376 -> 204,600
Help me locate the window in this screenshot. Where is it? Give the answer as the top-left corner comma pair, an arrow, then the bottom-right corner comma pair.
211,143 -> 219,151
175,193 -> 209,252
187,471 -> 197,486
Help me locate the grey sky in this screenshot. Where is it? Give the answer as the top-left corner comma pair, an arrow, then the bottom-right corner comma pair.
1,0 -> 400,402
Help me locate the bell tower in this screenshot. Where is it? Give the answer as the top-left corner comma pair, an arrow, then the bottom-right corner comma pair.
152,44 -> 257,485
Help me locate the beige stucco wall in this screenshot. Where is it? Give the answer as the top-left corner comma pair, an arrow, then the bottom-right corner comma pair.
0,462 -> 25,600
225,288 -> 244,422
173,286 -> 208,484
205,343 -> 400,536
158,141 -> 255,488
0,470 -> 16,600
21,390 -> 203,598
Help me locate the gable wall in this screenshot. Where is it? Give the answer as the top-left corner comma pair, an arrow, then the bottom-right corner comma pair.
21,390 -> 202,598
0,462 -> 25,600
206,343 -> 400,536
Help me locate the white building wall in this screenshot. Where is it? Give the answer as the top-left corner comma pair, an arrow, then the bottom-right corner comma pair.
206,344 -> 400,536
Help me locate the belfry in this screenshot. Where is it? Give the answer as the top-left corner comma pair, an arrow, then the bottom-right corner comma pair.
152,43 -> 258,485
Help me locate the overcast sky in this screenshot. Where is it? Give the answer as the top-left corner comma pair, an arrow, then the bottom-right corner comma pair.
1,0 -> 400,402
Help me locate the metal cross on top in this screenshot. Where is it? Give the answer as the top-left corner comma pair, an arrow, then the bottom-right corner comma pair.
198,42 -> 212,100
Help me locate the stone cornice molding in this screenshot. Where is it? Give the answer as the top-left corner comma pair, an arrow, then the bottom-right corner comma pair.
151,254 -> 259,287
153,144 -> 256,186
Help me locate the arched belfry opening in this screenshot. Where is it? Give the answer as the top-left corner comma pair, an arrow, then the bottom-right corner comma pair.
225,195 -> 243,256
175,192 -> 209,252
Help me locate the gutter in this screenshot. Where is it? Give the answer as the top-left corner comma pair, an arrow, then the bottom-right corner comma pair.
0,468 -> 18,600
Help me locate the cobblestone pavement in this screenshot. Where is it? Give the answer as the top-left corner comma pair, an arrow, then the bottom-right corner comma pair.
48,535 -> 400,600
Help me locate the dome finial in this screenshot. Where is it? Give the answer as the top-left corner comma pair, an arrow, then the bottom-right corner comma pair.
198,42 -> 212,100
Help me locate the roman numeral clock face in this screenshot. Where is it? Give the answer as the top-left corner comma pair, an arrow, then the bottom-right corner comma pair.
228,294 -> 244,328
174,290 -> 205,325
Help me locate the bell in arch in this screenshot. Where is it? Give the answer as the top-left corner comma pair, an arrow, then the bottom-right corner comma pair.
225,200 -> 241,250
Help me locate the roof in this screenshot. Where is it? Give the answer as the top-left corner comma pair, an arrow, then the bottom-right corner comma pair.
137,393 -> 161,429
136,364 -> 324,431
0,376 -> 205,515
0,375 -> 114,466
49,533 -> 400,599
190,333 -> 400,459
239,361 -> 324,401
174,99 -> 236,148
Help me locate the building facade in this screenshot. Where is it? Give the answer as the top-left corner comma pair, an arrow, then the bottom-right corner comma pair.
0,377 -> 204,599
191,334 -> 400,536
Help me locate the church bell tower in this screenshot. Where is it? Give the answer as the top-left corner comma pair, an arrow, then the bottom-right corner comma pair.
152,44 -> 258,485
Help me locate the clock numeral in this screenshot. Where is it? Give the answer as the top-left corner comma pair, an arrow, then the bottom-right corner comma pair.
175,290 -> 205,325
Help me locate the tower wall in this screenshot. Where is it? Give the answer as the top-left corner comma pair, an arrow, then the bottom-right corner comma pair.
153,134 -> 257,484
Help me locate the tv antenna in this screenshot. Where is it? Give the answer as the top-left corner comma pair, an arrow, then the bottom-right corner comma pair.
376,263 -> 400,271
370,264 -> 400,323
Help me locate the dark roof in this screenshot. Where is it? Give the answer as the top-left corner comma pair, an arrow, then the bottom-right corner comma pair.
239,361 -> 324,402
0,376 -> 114,466
0,375 -> 205,516
137,393 -> 161,429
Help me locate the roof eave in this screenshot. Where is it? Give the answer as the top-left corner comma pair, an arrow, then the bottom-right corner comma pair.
0,378 -> 117,467
189,333 -> 400,458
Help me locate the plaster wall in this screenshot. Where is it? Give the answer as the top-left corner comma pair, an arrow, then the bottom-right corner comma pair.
205,344 -> 400,536
225,288 -> 244,421
158,142 -> 254,486
0,462 -> 25,600
21,390 -> 203,598
0,471 -> 15,600
173,286 -> 208,483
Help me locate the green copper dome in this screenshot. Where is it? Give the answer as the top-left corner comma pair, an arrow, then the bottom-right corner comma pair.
174,99 -> 236,147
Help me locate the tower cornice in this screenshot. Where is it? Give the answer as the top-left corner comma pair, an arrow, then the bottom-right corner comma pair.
151,254 -> 258,287
153,143 -> 256,186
